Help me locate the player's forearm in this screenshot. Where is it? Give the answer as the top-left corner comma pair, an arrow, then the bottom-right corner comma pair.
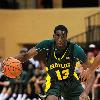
15,47 -> 38,62
84,72 -> 95,94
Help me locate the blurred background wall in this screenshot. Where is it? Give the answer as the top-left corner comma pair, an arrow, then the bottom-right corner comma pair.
0,8 -> 100,57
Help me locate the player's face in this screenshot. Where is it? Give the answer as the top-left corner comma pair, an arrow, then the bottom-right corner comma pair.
53,30 -> 67,48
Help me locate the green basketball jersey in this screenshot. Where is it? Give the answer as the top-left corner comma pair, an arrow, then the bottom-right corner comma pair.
35,39 -> 87,81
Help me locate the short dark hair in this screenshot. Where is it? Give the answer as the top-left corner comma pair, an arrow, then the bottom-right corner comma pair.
54,25 -> 68,34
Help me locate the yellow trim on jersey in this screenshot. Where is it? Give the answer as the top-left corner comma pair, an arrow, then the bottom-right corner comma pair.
45,73 -> 51,93
46,67 -> 48,71
75,61 -> 81,68
54,50 -> 67,61
73,72 -> 79,80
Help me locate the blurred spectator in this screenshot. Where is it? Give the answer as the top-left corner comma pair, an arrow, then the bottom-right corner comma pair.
34,68 -> 46,94
27,67 -> 46,99
87,52 -> 94,64
8,69 -> 28,100
92,72 -> 100,100
88,44 -> 99,57
26,63 -> 35,83
0,86 -> 11,100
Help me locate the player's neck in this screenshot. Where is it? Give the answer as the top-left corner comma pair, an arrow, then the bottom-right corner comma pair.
55,41 -> 67,51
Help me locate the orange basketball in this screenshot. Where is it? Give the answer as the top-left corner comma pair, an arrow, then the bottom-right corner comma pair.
2,57 -> 22,78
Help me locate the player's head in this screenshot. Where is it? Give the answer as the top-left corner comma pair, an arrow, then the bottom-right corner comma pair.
53,25 -> 68,48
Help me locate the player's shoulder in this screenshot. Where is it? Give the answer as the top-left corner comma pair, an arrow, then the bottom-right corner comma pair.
69,40 -> 81,46
35,39 -> 54,50
68,40 -> 82,49
67,40 -> 76,47
68,40 -> 75,44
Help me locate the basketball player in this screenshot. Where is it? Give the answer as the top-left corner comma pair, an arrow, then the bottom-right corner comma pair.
4,25 -> 100,100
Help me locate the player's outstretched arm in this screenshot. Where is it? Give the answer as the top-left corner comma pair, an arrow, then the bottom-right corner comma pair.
80,53 -> 100,83
1,47 -> 38,78
14,47 -> 38,62
83,54 -> 100,80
